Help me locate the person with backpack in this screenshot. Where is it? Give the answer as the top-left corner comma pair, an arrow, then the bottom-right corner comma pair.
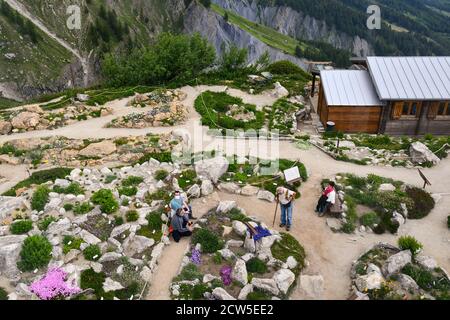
276,186 -> 297,231
171,208 -> 193,243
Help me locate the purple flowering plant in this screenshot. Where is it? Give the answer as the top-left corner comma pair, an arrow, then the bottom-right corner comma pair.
190,248 -> 202,265
220,265 -> 232,286
29,268 -> 81,300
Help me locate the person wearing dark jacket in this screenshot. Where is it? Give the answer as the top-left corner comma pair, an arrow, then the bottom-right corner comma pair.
171,208 -> 193,242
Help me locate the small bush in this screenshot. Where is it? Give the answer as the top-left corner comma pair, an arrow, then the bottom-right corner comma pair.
18,235 -> 52,271
31,185 -> 50,212
213,252 -> 223,264
192,229 -> 224,254
80,269 -> 106,299
398,235 -> 423,255
267,60 -> 304,75
246,258 -> 268,274
247,289 -> 271,300
174,263 -> 203,282
83,245 -> 102,261
154,170 -> 169,181
146,212 -> 163,230
121,176 -> 144,187
115,216 -> 124,226
126,210 -> 139,222
360,212 -> 380,228
38,216 -> 57,231
63,235 -> 83,254
341,221 -> 356,234
118,186 -> 138,197
405,187 -> 435,219
10,220 -> 33,234
271,233 -> 306,276
73,202 -> 93,215
63,203 -> 74,211
0,287 -> 7,300
53,182 -> 84,195
91,189 -> 118,214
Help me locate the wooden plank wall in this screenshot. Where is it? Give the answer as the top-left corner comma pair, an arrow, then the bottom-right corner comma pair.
327,106 -> 382,133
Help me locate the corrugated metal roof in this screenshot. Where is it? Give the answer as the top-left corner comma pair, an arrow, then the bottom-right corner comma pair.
320,70 -> 383,106
367,56 -> 450,101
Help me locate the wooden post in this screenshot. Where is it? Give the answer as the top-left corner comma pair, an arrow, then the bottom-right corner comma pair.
311,75 -> 316,97
418,169 -> 431,189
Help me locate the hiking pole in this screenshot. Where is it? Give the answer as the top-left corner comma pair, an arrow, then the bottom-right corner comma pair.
272,199 -> 279,227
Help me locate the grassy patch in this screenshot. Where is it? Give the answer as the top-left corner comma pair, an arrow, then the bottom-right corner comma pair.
10,220 -> 33,235
271,232 -> 306,277
63,236 -> 83,254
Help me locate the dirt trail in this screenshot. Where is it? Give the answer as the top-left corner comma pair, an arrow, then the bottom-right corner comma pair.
4,0 -> 89,85
146,194 -> 221,300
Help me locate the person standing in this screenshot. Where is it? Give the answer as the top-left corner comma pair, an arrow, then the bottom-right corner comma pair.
276,186 -> 297,231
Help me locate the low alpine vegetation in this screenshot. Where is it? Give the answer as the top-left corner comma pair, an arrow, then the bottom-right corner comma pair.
91,189 -> 118,214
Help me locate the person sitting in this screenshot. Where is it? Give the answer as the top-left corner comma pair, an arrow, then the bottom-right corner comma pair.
319,181 -> 336,217
171,208 -> 193,243
316,182 -> 334,214
169,190 -> 196,220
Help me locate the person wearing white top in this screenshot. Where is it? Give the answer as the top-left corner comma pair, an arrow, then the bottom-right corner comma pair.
319,181 -> 336,217
276,186 -> 297,231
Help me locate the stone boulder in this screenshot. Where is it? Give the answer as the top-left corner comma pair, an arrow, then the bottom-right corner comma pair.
187,184 -> 201,198
241,185 -> 259,196
194,156 -> 229,183
298,275 -> 324,299
216,201 -> 236,214
103,278 -> 124,292
238,284 -> 253,300
272,82 -> 289,98
123,235 -> 155,256
232,220 -> 248,237
257,190 -> 275,202
415,254 -> 438,271
409,142 -> 440,165
273,269 -> 295,294
0,235 -> 27,277
200,179 -> 214,196
397,274 -> 419,291
232,259 -> 248,286
382,250 -> 412,276
11,112 -> 40,129
212,287 -> 236,300
251,278 -> 279,295
0,120 -> 12,135
219,182 -> 241,194
355,272 -> 384,291
79,141 -> 117,157
379,183 -> 396,192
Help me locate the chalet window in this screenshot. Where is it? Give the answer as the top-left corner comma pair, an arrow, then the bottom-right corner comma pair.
392,101 -> 421,119
437,102 -> 450,116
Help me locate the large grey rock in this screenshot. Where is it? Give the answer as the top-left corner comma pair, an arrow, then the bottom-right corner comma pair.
251,278 -> 279,296
216,201 -> 236,214
409,142 -> 440,165
123,235 -> 155,256
201,179 -> 214,196
232,259 -> 248,286
80,230 -> 101,245
47,218 -> 71,235
79,141 -> 117,158
212,287 -> 236,300
379,183 -> 396,192
103,278 -> 124,292
273,269 -> 295,294
187,184 -> 201,198
110,224 -> 131,238
99,252 -> 122,263
241,185 -> 259,196
194,156 -> 229,183
218,249 -> 235,260
11,112 -> 40,129
0,235 -> 26,277
0,197 -> 25,219
219,182 -> 241,194
415,254 -> 438,271
238,284 -> 253,300
257,190 -> 275,202
298,275 -> 324,299
382,250 -> 412,276
0,120 -> 12,135
397,274 -> 419,291
232,220 -> 248,237
272,82 -> 289,98
355,272 -> 384,291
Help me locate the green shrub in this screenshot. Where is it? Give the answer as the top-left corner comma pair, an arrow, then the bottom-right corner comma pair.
63,203 -> 74,211
267,60 -> 304,75
118,186 -> 138,197
137,152 -> 172,164
147,212 -> 163,230
105,175 -> 117,184
192,229 -> 224,254
126,210 -> 139,222
91,189 -> 119,214
114,138 -> 128,146
246,258 -> 268,274
401,264 -> 450,298
10,220 -> 33,234
0,287 -> 7,300
174,263 -> 203,282
398,235 -> 423,255
213,252 -> 223,264
115,216 -> 124,226
83,245 -> 102,261
31,185 -> 50,211
53,182 -> 84,195
73,202 -> 93,215
177,283 -> 209,300
271,233 -> 306,276
341,221 -> 356,234
154,170 -> 169,181
121,176 -> 144,187
360,212 -> 380,228
121,198 -> 130,206
405,187 -> 435,219
3,168 -> 72,197
38,216 -> 57,231
80,269 -> 106,299
63,236 -> 83,254
17,235 -> 52,271
247,289 -> 271,300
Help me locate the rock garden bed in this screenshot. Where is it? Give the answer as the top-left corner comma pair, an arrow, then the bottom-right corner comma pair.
322,173 -> 435,234
170,203 -> 306,300
0,103 -> 113,135
315,133 -> 450,167
350,241 -> 449,300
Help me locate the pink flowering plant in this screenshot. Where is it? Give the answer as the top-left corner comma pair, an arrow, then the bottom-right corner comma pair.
29,268 -> 81,300
220,265 -> 232,286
